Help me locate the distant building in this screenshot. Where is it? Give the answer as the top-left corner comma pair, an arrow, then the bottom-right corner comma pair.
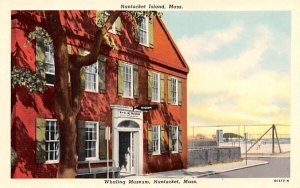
11,10 -> 189,178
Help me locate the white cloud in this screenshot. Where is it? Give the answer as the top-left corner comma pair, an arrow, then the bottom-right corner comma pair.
181,24 -> 290,126
177,22 -> 244,60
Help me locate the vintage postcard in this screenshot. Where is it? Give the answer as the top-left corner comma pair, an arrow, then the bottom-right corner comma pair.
1,0 -> 300,188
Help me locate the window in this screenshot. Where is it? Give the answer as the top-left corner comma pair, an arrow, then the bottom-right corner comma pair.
170,126 -> 179,153
139,16 -> 148,45
152,72 -> 160,102
85,121 -> 99,160
45,119 -> 59,163
123,63 -> 133,97
45,44 -> 55,85
152,126 -> 160,155
85,62 -> 98,92
171,77 -> 178,105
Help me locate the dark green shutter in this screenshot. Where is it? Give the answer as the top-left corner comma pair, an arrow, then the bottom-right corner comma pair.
148,70 -> 153,100
160,73 -> 164,102
36,118 -> 46,163
178,78 -> 182,105
148,125 -> 153,154
115,16 -> 122,34
118,61 -> 124,96
135,19 -> 140,42
168,76 -> 172,104
168,126 -> 172,152
160,125 -> 166,153
133,64 -> 139,98
178,126 -> 182,153
77,121 -> 86,161
148,15 -> 154,48
96,10 -> 106,27
35,37 -> 46,81
99,122 -> 107,160
98,56 -> 106,92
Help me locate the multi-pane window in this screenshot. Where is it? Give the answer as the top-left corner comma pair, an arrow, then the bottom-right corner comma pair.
85,63 -> 98,91
152,72 -> 160,102
171,77 -> 178,105
85,122 -> 98,160
45,120 -> 59,162
152,126 -> 160,154
45,44 -> 55,85
139,16 -> 148,45
170,126 -> 179,153
123,64 -> 133,97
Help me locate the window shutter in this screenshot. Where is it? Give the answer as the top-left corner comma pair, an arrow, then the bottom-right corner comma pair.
148,125 -> 153,154
178,78 -> 182,105
115,16 -> 122,34
99,122 -> 107,160
80,67 -> 86,90
98,56 -> 106,92
35,37 -> 46,81
168,126 -> 172,152
96,10 -> 106,27
77,121 -> 86,161
160,125 -> 166,153
160,73 -> 165,102
135,19 -> 140,42
133,64 -> 139,98
148,15 -> 154,48
118,61 -> 124,96
67,44 -> 73,54
148,70 -> 153,100
168,76 -> 172,104
36,118 -> 46,163
178,125 -> 182,153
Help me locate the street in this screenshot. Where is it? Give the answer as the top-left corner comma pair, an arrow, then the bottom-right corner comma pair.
206,156 -> 290,178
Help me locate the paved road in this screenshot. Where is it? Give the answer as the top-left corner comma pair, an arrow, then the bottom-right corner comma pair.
206,157 -> 290,178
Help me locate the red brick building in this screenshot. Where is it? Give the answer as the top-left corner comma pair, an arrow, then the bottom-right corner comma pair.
11,10 -> 189,178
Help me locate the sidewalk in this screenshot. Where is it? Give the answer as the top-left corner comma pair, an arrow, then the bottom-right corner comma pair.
125,159 -> 268,178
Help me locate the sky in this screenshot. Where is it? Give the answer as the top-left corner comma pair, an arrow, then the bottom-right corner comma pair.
163,11 -> 291,129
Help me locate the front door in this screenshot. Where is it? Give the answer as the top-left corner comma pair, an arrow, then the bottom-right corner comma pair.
119,132 -> 137,174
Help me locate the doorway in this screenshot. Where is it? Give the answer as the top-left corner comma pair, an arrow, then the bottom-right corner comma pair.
119,131 -> 137,174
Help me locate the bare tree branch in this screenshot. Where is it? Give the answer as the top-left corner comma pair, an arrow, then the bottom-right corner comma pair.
70,11 -> 122,68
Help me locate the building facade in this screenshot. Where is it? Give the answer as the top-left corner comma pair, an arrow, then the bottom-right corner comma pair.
11,10 -> 189,178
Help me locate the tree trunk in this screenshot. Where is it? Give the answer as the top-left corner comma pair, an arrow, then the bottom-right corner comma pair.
43,10 -> 121,178
56,115 -> 77,178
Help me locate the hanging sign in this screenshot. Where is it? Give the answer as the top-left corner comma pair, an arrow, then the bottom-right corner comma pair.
134,105 -> 158,111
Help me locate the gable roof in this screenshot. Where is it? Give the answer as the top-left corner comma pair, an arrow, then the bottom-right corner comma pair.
156,16 -> 189,73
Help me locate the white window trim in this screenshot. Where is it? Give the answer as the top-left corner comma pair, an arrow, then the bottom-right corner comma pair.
85,62 -> 99,93
45,119 -> 60,164
171,77 -> 179,105
171,125 -> 179,153
139,16 -> 149,46
152,125 -> 161,155
152,72 -> 160,103
84,121 -> 99,161
123,63 -> 133,99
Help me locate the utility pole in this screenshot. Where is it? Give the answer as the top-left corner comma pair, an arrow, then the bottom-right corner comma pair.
244,132 -> 248,165
272,124 -> 275,154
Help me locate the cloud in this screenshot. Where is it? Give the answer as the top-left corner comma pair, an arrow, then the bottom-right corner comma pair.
177,22 -> 244,60
179,24 -> 290,126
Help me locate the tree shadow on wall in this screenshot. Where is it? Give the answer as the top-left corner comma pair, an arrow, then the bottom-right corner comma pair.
11,117 -> 57,178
